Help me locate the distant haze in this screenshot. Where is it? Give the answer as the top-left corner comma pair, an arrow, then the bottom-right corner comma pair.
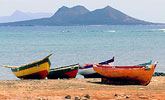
0,0 -> 165,23
0,10 -> 53,23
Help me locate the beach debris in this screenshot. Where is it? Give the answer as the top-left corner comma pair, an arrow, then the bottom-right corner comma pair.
114,94 -> 124,99
81,97 -> 88,100
78,88 -> 85,90
139,96 -> 148,99
84,94 -> 90,99
125,95 -> 130,99
75,96 -> 81,100
139,88 -> 144,90
74,96 -> 89,100
37,97 -> 48,100
65,95 -> 71,99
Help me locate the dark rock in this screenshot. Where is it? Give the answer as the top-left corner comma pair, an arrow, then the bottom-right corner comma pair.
153,72 -> 165,76
126,95 -> 130,99
65,95 -> 71,99
84,94 -> 90,99
114,94 -> 118,97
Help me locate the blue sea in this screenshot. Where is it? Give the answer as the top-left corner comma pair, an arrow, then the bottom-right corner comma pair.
0,25 -> 165,80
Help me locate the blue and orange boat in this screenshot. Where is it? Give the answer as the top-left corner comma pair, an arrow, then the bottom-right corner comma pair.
1,54 -> 52,79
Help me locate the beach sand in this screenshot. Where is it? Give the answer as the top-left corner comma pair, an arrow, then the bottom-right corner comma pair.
0,77 -> 164,100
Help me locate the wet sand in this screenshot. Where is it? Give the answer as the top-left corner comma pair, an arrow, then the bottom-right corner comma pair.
0,77 -> 164,100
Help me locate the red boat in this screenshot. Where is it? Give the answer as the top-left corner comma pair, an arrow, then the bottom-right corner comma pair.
93,62 -> 158,86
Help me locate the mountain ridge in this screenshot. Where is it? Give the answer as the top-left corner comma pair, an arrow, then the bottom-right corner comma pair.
0,5 -> 157,26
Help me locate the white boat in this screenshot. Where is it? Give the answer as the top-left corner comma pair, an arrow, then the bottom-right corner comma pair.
78,57 -> 114,78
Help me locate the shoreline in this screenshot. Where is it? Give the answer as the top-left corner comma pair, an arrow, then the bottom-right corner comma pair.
0,77 -> 164,100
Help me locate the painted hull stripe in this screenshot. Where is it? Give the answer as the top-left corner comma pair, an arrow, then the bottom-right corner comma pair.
18,70 -> 48,79
11,58 -> 50,72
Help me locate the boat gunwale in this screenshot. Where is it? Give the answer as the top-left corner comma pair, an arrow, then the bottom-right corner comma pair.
94,62 -> 158,69
50,64 -> 79,71
11,54 -> 52,72
79,57 -> 114,69
11,58 -> 51,72
95,65 -> 146,69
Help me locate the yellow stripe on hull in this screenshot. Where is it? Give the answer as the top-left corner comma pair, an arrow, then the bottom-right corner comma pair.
12,62 -> 50,78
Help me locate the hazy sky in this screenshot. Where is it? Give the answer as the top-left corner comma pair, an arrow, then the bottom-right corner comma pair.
0,0 -> 165,23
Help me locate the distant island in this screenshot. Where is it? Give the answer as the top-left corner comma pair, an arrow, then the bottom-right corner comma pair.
0,5 -> 159,26
0,10 -> 53,23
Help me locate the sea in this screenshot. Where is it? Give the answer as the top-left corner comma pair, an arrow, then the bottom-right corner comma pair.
0,25 -> 165,80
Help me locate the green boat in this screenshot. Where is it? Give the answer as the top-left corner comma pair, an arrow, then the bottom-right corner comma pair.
47,64 -> 79,79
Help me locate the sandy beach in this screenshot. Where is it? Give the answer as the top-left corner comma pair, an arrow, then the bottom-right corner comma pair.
0,77 -> 164,100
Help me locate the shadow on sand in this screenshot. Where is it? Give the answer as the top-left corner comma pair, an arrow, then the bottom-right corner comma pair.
87,80 -> 145,86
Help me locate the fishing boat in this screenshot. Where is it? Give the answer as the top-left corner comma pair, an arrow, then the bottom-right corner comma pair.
1,54 -> 52,79
47,64 -> 79,79
93,61 -> 158,86
78,57 -> 114,78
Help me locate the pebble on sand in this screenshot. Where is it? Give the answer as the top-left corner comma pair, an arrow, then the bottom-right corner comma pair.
65,95 -> 71,99
75,96 -> 81,100
84,94 -> 90,99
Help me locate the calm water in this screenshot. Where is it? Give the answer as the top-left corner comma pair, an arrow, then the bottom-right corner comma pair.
0,25 -> 165,80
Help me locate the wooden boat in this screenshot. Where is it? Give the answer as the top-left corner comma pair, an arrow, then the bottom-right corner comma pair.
93,62 -> 158,86
78,57 -> 114,78
1,54 -> 52,79
47,64 -> 79,79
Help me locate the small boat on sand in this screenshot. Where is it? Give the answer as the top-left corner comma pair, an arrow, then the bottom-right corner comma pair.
1,54 -> 52,79
78,57 -> 114,78
47,64 -> 79,79
93,61 -> 158,86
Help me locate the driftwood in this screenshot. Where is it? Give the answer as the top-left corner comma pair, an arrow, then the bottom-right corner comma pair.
0,54 -> 52,69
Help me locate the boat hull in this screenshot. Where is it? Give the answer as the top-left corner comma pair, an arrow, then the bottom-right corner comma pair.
79,66 -> 95,76
93,64 -> 157,85
79,57 -> 114,78
79,67 -> 102,78
11,57 -> 51,79
47,64 -> 79,79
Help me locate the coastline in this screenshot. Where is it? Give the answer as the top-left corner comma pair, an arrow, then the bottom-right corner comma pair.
0,77 -> 164,100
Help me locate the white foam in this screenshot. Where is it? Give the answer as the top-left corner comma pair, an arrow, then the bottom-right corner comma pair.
106,30 -> 116,32
157,29 -> 165,32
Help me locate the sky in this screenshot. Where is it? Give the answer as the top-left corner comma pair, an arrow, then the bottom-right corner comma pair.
0,0 -> 165,23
